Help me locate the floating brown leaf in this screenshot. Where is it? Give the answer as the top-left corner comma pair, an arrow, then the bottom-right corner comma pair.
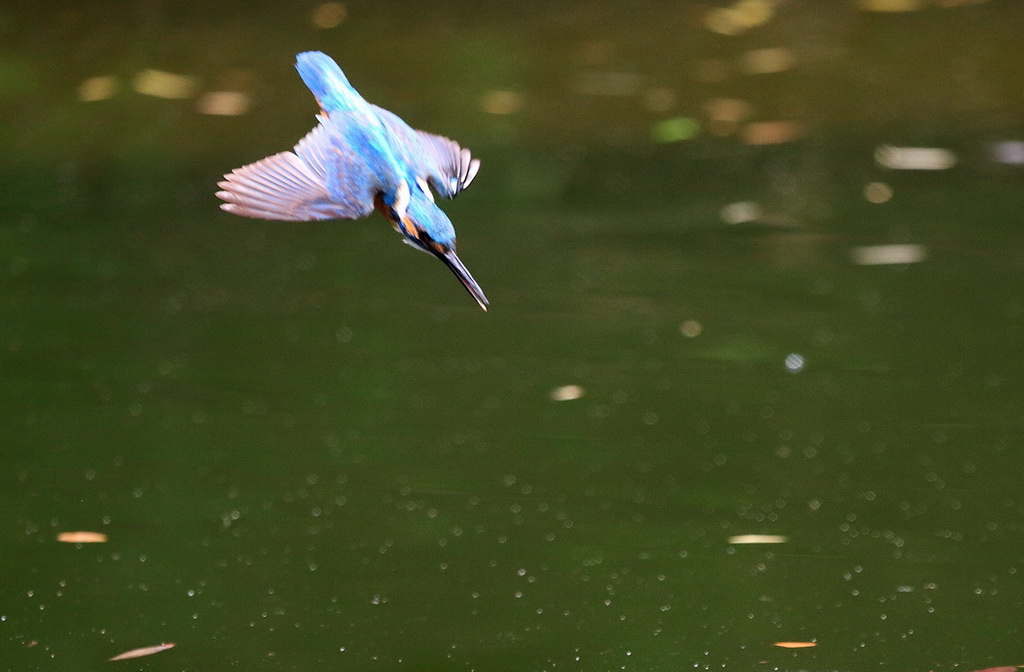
109,643 -> 175,661
57,531 -> 108,543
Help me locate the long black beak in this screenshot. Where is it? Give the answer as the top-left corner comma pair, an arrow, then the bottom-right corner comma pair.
436,249 -> 489,311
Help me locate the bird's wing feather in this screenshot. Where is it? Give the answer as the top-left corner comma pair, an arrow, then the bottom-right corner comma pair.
416,131 -> 481,196
371,105 -> 480,199
217,121 -> 378,221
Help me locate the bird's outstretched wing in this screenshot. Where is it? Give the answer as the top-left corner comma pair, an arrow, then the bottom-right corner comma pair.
371,105 -> 480,199
416,131 -> 481,197
217,121 -> 379,221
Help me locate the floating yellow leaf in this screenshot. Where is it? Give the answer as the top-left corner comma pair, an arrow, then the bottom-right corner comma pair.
863,182 -> 893,203
79,76 -> 119,102
850,244 -> 927,266
728,534 -> 788,544
739,47 -> 796,75
132,70 -> 197,99
720,201 -> 762,225
57,531 -> 108,543
704,97 -> 752,124
109,643 -> 175,661
874,145 -> 957,170
480,90 -> 524,115
733,0 -> 775,28
679,320 -> 703,338
550,385 -> 585,402
196,91 -> 250,116
311,2 -> 346,28
774,641 -> 816,649
742,120 -> 800,145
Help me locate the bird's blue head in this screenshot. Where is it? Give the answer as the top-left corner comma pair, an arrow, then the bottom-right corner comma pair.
377,179 -> 488,310
380,179 -> 456,252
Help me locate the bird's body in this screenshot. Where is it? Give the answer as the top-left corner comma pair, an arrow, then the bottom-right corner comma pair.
217,51 -> 487,310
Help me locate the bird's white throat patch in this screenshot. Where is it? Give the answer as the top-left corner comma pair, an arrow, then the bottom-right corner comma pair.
416,177 -> 435,203
393,180 -> 411,221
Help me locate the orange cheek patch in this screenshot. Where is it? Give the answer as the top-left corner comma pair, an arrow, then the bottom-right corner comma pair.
374,199 -> 407,235
400,217 -> 421,240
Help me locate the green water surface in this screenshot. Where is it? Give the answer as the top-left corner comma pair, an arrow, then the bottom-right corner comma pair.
2,2 -> 1023,670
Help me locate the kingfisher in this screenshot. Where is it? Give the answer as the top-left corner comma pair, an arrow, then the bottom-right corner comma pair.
217,51 -> 488,310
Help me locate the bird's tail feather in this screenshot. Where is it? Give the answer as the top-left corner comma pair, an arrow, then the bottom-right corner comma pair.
295,51 -> 363,114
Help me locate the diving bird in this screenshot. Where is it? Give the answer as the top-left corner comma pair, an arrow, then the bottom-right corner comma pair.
216,51 -> 488,310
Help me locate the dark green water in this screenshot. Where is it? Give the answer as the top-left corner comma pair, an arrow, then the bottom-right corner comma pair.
2,2 -> 1024,670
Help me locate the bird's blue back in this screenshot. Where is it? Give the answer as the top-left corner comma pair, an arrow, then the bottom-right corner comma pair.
296,51 -> 460,247
296,52 -> 417,203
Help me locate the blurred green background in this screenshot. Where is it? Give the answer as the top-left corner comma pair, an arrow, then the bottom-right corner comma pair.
2,0 -> 1023,670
